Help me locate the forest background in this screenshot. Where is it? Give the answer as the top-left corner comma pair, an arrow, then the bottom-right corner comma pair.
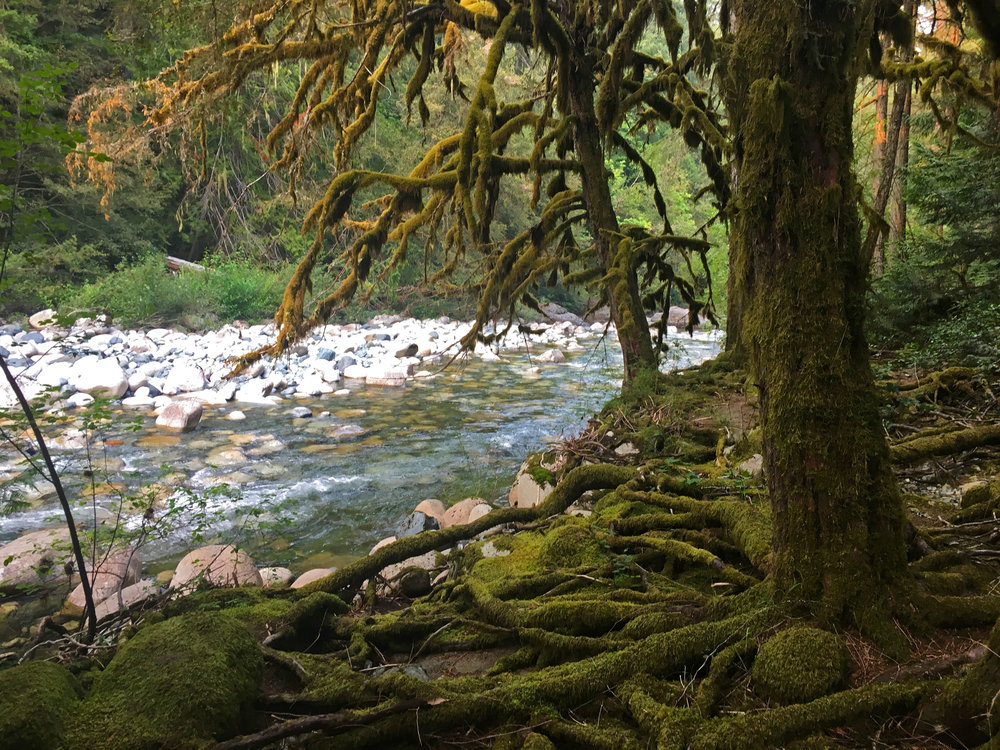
2,0 -> 995,376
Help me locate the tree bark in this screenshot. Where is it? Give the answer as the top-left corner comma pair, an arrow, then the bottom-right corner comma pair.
889,85 -> 910,248
723,1 -> 908,624
870,79 -> 889,274
563,33 -> 656,383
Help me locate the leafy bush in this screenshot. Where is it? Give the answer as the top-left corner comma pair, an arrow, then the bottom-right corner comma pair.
869,108 -> 1000,371
893,298 -> 1000,372
66,254 -> 293,329
199,257 -> 291,323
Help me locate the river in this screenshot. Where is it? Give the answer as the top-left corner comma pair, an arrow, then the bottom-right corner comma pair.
0,330 -> 720,575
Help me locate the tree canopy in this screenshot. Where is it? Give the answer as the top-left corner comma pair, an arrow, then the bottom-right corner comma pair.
125,0 -> 728,377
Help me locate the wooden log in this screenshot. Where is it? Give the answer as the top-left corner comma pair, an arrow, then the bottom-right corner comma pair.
166,256 -> 206,272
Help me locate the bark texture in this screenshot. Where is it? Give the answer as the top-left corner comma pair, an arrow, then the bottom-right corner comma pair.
723,1 -> 908,624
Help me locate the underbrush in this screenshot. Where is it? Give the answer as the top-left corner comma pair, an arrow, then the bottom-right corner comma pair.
64,255 -> 293,329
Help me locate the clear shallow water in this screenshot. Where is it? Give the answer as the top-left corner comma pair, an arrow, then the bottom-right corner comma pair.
0,332 -> 720,573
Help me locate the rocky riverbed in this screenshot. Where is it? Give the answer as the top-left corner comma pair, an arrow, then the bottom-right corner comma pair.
0,306 -> 720,638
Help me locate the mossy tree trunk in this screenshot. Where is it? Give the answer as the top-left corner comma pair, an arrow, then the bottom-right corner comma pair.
562,21 -> 657,383
723,2 -> 908,624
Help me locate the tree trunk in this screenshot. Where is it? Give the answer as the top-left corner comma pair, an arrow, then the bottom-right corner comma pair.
889,0 -> 916,252
564,42 -> 656,383
889,85 -> 910,249
724,2 -> 908,625
871,80 -> 889,274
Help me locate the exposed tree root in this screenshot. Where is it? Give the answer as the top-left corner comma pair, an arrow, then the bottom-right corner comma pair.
892,366 -> 979,402
890,423 -> 1000,465
299,464 -> 637,601
48,364 -> 1000,750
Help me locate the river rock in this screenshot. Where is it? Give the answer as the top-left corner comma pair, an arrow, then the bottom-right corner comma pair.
259,567 -> 294,587
28,309 -> 57,329
509,458 -> 555,509
66,548 -> 142,613
342,363 -> 367,379
440,497 -> 487,528
155,400 -> 203,432
290,568 -> 335,589
289,406 -> 313,419
162,362 -> 206,394
93,580 -> 160,620
235,379 -> 276,404
330,424 -> 366,441
0,527 -> 73,592
65,392 -> 95,408
667,305 -> 697,328
122,395 -> 156,408
540,302 -> 584,326
537,348 -> 566,363
379,551 -> 437,595
169,544 -> 263,592
395,511 -> 440,538
467,502 -> 492,524
414,498 -> 446,523
71,357 -> 128,398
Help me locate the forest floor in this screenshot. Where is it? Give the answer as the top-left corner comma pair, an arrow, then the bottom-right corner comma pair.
9,357 -> 1000,749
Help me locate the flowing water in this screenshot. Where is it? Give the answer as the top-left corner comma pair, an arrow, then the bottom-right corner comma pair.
0,331 -> 720,573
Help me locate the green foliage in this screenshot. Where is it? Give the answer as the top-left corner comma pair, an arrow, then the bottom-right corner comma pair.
67,254 -> 293,328
869,108 -> 1000,369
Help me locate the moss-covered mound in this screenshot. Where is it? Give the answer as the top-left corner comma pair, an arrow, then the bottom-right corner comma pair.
66,611 -> 263,750
0,660 -> 81,750
752,625 -> 851,704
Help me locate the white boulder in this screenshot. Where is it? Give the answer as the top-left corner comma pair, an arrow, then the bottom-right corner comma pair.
155,400 -> 203,432
71,357 -> 128,398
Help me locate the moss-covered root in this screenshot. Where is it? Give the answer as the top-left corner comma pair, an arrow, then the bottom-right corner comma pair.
605,534 -> 761,590
625,679 -> 926,750
617,489 -> 772,570
889,423 -> 1000,465
919,615 -> 1000,746
299,464 -> 636,600
891,366 -> 978,401
262,591 -> 350,650
692,638 -> 757,717
299,612 -> 779,748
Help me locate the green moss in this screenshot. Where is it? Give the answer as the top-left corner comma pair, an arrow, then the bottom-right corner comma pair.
294,653 -> 370,708
67,612 -> 263,749
537,519 -> 604,569
0,660 -> 81,750
522,732 -> 557,750
527,463 -> 556,487
751,626 -> 851,705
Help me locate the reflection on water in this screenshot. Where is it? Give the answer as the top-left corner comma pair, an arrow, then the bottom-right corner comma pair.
0,332 -> 719,570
